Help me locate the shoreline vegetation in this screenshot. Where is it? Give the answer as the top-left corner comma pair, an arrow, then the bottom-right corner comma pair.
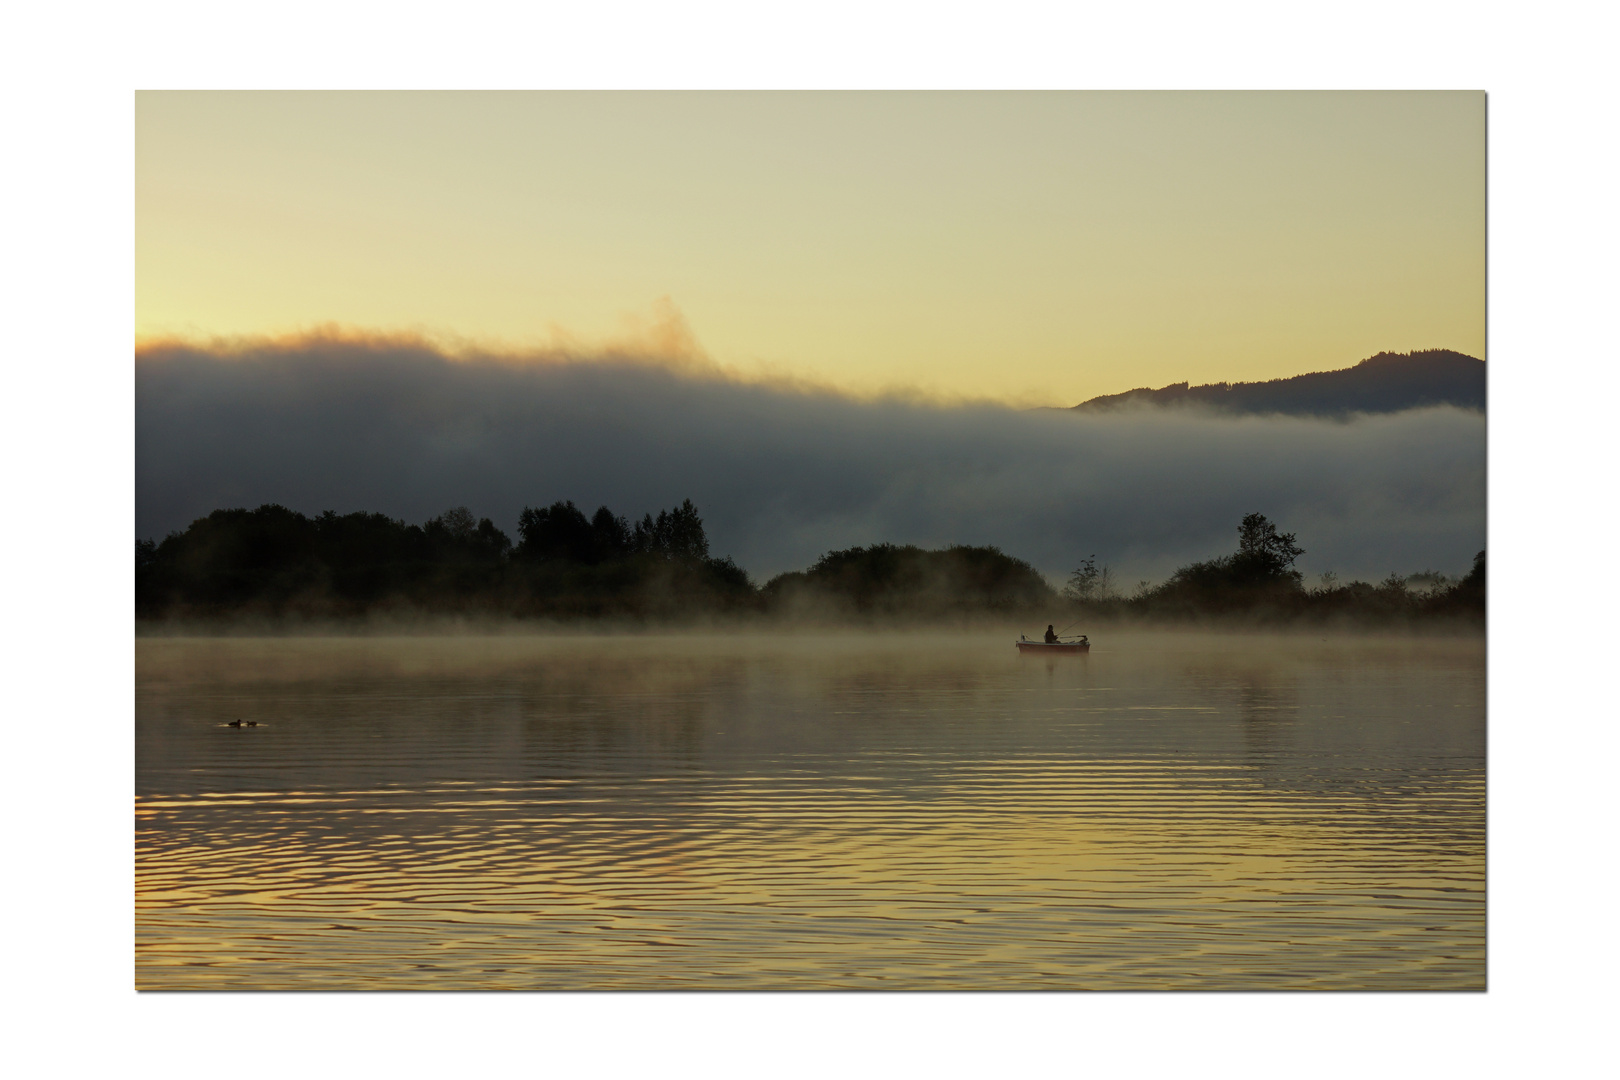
136,501 -> 1483,633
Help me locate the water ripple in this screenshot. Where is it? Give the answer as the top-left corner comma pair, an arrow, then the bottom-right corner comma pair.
136,632 -> 1484,990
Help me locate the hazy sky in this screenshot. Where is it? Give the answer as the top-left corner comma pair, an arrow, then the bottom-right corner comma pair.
136,91 -> 1483,405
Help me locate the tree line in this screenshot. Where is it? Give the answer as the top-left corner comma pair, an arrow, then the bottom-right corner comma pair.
1062,513 -> 1484,623
136,499 -> 751,619
136,504 -> 1483,625
1069,349 -> 1485,417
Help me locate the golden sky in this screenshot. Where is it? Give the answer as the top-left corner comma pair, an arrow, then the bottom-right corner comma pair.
136,91 -> 1483,405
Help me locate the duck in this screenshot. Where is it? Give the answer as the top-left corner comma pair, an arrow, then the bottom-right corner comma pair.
227,719 -> 244,727
246,720 -> 259,727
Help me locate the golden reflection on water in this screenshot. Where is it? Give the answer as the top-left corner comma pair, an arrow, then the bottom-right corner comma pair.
136,632 -> 1484,990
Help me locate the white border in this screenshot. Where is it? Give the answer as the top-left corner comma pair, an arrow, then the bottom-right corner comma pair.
6,1 -> 1619,1076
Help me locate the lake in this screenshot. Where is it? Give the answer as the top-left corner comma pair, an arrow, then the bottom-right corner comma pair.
135,630 -> 1485,990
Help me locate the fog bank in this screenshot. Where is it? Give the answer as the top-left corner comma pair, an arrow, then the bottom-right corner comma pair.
136,339 -> 1485,585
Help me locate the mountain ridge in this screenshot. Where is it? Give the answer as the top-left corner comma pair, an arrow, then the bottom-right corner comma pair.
1069,349 -> 1484,417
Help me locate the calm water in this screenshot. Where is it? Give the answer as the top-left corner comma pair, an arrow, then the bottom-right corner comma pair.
136,631 -> 1485,990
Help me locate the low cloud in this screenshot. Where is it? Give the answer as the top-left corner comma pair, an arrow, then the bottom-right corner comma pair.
136,337 -> 1485,585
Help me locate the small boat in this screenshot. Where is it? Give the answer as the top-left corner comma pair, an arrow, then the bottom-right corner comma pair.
1016,635 -> 1090,654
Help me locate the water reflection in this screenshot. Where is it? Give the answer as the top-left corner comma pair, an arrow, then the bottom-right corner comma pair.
137,631 -> 1484,990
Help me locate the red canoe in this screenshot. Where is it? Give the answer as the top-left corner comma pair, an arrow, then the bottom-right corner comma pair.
1015,638 -> 1090,654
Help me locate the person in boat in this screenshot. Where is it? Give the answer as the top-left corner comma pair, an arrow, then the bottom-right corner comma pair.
1078,635 -> 1089,646
1044,625 -> 1059,644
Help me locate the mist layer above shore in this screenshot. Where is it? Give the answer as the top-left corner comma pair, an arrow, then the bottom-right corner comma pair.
136,337 -> 1485,584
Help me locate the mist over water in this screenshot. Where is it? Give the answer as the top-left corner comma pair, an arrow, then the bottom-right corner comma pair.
136,341 -> 1485,584
137,631 -> 1484,989
136,342 -> 1486,987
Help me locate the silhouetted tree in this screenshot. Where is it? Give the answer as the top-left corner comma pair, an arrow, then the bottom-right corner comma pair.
1233,512 -> 1304,582
630,499 -> 710,561
1139,512 -> 1305,614
424,507 -> 511,561
664,499 -> 710,561
1064,555 -> 1114,600
516,500 -> 596,562
475,517 -> 513,557
591,505 -> 634,561
433,506 -> 478,539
